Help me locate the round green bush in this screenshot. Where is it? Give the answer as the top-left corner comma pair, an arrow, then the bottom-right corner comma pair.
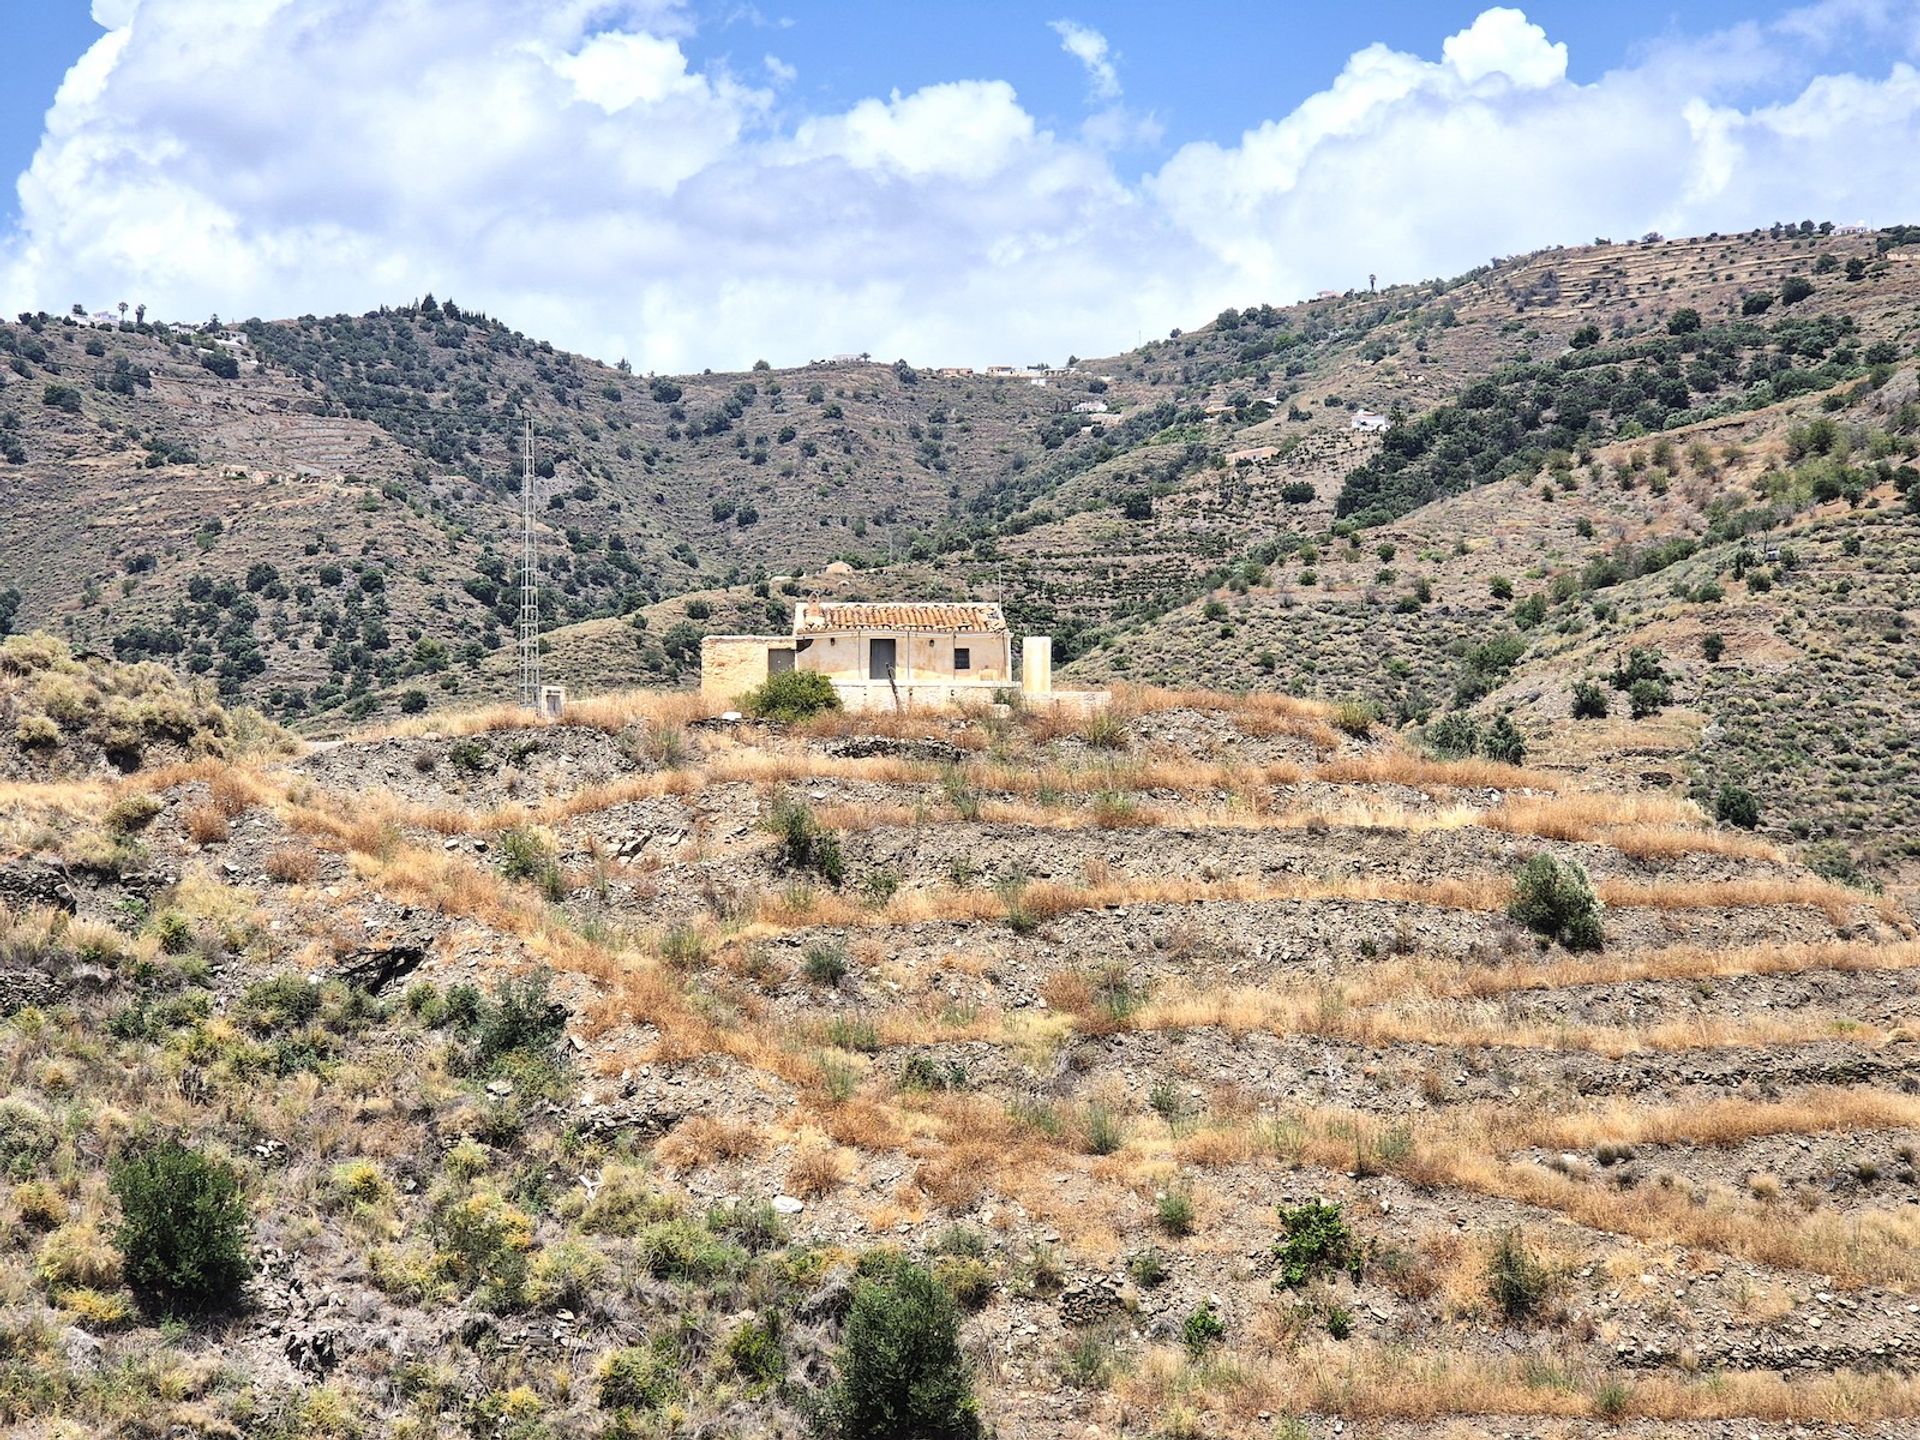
745,669 -> 842,723
110,1140 -> 250,1314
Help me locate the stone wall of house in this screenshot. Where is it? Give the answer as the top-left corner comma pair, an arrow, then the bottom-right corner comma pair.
699,636 -> 780,701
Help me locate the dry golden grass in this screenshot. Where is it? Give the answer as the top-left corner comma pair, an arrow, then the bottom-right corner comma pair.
1316,752 -> 1564,793
1517,1090 -> 1920,1153
654,1117 -> 764,1171
1595,874 -> 1892,926
1124,978 -> 1893,1057
366,688 -> 719,740
1117,1340 -> 1920,1426
1238,1098 -> 1920,1290
263,843 -> 320,884
206,770 -> 257,818
783,1145 -> 850,1199
181,804 -> 230,846
1480,791 -> 1779,860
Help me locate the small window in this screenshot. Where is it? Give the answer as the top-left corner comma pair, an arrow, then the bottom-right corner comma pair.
954,647 -> 971,672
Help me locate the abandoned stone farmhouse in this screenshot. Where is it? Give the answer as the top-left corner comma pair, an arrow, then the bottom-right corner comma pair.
700,600 -> 1087,711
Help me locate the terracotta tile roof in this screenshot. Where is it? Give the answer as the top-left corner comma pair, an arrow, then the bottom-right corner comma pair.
797,602 -> 1007,634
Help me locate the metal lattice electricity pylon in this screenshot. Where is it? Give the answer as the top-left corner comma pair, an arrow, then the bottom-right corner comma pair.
517,417 -> 542,711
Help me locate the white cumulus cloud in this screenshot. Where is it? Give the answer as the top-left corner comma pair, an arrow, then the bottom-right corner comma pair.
5,4 -> 1920,372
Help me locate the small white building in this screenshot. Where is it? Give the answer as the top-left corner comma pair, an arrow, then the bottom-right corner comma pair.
1072,400 -> 1108,414
1350,408 -> 1390,433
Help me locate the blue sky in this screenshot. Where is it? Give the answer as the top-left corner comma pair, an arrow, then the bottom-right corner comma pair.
3,2 -> 1918,367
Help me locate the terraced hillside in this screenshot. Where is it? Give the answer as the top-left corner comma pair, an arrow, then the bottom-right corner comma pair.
5,225 -> 1918,734
5,653 -> 1919,1437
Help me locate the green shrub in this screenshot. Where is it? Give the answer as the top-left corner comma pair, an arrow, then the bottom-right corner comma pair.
825,1259 -> 982,1440
463,970 -> 566,1077
1480,714 -> 1526,765
1509,854 -> 1604,950
1181,1301 -> 1225,1357
1328,700 -> 1375,738
237,974 -> 324,1034
1081,710 -> 1130,751
1714,783 -> 1760,830
1570,680 -> 1609,719
0,1098 -> 59,1180
1155,1190 -> 1194,1237
1627,677 -> 1670,718
1487,1229 -> 1553,1323
766,791 -> 846,886
1127,1247 -> 1168,1288
598,1341 -> 678,1412
637,1219 -> 745,1284
804,942 -> 850,986
1425,712 -> 1479,760
496,827 -> 564,900
723,1314 -> 786,1390
110,1140 -> 250,1314
1082,1103 -> 1123,1156
745,670 -> 842,722
932,1255 -> 995,1311
1273,1200 -> 1363,1290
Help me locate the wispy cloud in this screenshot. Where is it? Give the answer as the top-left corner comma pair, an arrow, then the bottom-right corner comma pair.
1049,18 -> 1121,101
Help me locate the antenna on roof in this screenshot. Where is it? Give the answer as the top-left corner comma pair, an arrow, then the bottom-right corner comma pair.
518,415 -> 541,711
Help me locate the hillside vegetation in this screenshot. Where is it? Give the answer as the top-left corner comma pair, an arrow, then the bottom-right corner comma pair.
4,658 -> 1920,1437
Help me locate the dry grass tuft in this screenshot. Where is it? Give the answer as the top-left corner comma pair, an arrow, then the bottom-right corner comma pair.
182,804 -> 230,846
654,1117 -> 764,1171
264,844 -> 320,884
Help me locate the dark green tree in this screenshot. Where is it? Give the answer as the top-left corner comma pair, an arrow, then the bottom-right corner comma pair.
826,1260 -> 982,1440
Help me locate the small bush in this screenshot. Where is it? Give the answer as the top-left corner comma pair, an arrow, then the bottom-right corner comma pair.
110,1140 -> 250,1314
183,805 -> 229,846
932,1255 -> 995,1310
0,1098 -> 60,1179
104,793 -> 163,834
825,1259 -> 982,1440
1570,680 -> 1609,719
496,827 -> 564,900
1487,1229 -> 1553,1324
766,792 -> 845,886
1082,1103 -> 1123,1156
1328,700 -> 1375,738
1273,1200 -> 1363,1290
1181,1301 -> 1225,1357
598,1341 -> 678,1412
1127,1247 -> 1168,1288
465,970 -> 567,1078
745,670 -> 842,723
1480,714 -> 1526,765
1154,1188 -> 1196,1236
804,942 -> 850,987
1509,854 -> 1603,951
1714,783 -> 1760,830
264,844 -> 319,883
723,1314 -> 786,1390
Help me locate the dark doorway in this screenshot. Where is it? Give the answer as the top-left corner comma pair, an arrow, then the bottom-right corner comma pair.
868,637 -> 896,680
